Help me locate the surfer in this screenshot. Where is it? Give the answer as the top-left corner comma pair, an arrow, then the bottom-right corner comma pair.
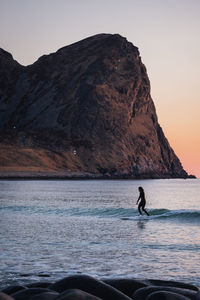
136,186 -> 149,216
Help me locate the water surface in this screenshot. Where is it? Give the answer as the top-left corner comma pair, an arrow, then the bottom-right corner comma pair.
0,179 -> 200,288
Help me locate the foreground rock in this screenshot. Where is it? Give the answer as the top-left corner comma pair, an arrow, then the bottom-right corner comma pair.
49,275 -> 131,299
0,34 -> 189,179
133,286 -> 197,300
0,292 -> 15,300
146,291 -> 192,300
1,275 -> 199,300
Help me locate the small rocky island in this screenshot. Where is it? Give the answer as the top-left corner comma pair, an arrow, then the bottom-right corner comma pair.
0,34 -> 188,179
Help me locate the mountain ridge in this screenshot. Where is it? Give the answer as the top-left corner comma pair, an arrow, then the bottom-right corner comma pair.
0,34 -> 188,178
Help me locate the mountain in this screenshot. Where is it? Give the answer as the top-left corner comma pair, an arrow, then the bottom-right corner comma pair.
0,34 -> 188,178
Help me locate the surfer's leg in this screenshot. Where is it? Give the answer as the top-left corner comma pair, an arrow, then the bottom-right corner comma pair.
142,206 -> 149,216
138,204 -> 142,215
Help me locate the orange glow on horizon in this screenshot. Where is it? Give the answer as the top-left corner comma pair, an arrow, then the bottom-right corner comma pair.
159,120 -> 200,178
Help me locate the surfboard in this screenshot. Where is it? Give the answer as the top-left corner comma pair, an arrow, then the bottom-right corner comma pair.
121,215 -> 149,220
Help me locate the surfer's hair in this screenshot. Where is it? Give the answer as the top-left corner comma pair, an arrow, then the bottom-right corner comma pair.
138,186 -> 144,192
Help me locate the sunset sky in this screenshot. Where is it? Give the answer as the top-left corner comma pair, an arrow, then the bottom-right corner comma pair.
1,0 -> 199,177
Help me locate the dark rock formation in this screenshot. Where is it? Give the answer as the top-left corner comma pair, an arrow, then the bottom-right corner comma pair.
133,285 -> 197,300
0,34 -> 188,178
1,276 -> 199,300
49,274 -> 132,299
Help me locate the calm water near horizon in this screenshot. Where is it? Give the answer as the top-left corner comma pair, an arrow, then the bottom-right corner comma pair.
0,179 -> 200,289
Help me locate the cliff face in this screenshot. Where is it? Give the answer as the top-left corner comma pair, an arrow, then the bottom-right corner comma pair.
0,34 -> 187,178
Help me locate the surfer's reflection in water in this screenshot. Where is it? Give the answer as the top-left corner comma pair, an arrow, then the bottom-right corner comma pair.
137,219 -> 148,229
136,186 -> 149,216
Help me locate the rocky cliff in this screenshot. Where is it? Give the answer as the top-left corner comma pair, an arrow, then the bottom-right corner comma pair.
0,34 -> 188,178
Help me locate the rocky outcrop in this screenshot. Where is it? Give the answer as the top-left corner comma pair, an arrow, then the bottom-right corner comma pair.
1,275 -> 199,299
0,34 -> 188,178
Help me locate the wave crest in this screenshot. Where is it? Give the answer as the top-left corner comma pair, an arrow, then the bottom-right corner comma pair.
1,205 -> 200,223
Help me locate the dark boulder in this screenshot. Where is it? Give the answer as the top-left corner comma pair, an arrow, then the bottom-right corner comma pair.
49,275 -> 132,300
55,288 -> 102,299
133,286 -> 197,300
146,290 -> 191,300
145,279 -> 199,292
30,291 -> 59,300
11,288 -> 54,300
26,282 -> 51,289
0,292 -> 15,300
1,286 -> 27,295
103,278 -> 147,297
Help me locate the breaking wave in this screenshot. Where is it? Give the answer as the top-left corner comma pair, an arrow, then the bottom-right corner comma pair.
1,205 -> 200,224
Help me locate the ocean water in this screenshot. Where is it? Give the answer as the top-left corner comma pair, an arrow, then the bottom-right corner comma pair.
0,179 -> 200,289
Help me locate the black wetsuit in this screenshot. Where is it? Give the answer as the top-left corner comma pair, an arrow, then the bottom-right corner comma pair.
137,190 -> 149,216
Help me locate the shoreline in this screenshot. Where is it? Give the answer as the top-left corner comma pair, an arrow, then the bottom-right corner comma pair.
0,177 -> 197,181
0,171 -> 196,180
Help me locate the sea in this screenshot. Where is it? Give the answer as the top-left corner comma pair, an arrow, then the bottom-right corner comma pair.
0,179 -> 200,289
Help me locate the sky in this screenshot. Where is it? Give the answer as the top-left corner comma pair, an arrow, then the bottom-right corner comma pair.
0,0 -> 200,177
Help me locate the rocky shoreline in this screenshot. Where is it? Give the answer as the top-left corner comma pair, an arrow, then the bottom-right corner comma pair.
0,274 -> 199,300
0,171 -> 195,180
